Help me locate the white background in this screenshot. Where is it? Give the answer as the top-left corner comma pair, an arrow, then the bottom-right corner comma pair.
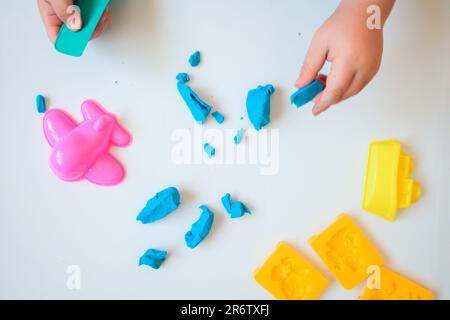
0,0 -> 449,299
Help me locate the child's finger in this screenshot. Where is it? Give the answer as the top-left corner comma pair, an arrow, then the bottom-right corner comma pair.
295,37 -> 327,88
312,62 -> 356,116
92,7 -> 111,39
49,0 -> 77,25
342,72 -> 371,100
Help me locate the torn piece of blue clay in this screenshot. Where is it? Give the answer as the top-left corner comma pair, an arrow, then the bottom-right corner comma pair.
212,111 -> 225,124
36,95 -> 46,113
176,73 -> 212,124
290,79 -> 325,108
185,205 -> 214,249
139,248 -> 167,269
188,51 -> 201,67
221,193 -> 251,219
204,143 -> 215,158
234,128 -> 244,145
246,84 -> 275,130
137,187 -> 181,224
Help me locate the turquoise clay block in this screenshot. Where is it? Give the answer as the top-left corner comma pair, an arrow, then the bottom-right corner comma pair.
189,51 -> 201,67
176,73 -> 212,124
203,143 -> 215,158
54,0 -> 110,57
246,84 -> 275,130
137,187 -> 180,224
290,80 -> 324,108
211,111 -> 225,124
221,193 -> 251,219
139,249 -> 167,269
185,205 -> 214,249
234,128 -> 244,145
36,95 -> 46,113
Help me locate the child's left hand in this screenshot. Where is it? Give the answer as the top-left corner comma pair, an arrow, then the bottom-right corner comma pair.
296,0 -> 394,116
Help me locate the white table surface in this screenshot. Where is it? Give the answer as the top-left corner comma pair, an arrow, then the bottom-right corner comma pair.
0,0 -> 449,299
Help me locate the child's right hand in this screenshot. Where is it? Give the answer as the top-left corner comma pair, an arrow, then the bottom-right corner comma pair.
37,0 -> 111,43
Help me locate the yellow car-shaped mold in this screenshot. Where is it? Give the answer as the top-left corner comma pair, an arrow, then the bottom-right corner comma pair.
363,140 -> 421,221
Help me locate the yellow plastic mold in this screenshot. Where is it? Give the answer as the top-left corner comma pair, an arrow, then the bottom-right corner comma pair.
363,139 -> 421,222
254,242 -> 329,300
359,266 -> 434,300
309,214 -> 384,290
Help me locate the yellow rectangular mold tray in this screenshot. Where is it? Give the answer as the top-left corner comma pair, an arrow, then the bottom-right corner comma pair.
359,266 -> 434,300
309,214 -> 384,290
363,140 -> 421,221
254,242 -> 329,300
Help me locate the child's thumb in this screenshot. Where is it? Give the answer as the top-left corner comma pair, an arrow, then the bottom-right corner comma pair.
51,0 -> 82,31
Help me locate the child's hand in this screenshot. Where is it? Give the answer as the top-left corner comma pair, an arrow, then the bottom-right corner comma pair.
37,0 -> 112,43
296,0 -> 395,116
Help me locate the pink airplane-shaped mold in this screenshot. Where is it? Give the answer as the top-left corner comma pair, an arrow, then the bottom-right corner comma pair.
43,100 -> 132,186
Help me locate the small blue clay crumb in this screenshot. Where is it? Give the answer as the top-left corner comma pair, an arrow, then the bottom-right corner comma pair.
221,193 -> 251,219
137,187 -> 181,224
36,95 -> 46,113
114,80 -> 118,84
185,205 -> 214,249
240,116 -> 244,121
204,143 -> 215,158
188,51 -> 201,67
234,128 -> 244,145
246,84 -> 275,131
211,111 -> 225,124
139,249 -> 167,269
176,72 -> 212,124
290,80 -> 324,108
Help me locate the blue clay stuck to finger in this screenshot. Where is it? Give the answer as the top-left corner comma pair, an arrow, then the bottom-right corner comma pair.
185,205 -> 215,249
137,187 -> 181,224
221,193 -> 251,219
290,79 -> 325,108
176,73 -> 212,124
246,85 -> 275,131
139,248 -> 167,269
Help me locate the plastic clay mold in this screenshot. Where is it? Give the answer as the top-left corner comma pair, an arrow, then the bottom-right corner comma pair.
254,242 -> 329,300
43,100 -> 132,186
55,0 -> 110,57
363,140 -> 421,222
360,267 -> 433,300
309,214 -> 384,290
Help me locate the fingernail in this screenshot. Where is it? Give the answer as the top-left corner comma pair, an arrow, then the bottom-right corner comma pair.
68,15 -> 81,31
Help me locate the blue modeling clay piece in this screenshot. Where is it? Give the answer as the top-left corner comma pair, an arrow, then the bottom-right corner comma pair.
290,80 -> 325,108
176,73 -> 212,124
137,187 -> 181,224
246,84 -> 275,130
221,193 -> 251,219
189,51 -> 201,67
203,143 -> 215,158
211,111 -> 225,124
185,205 -> 214,249
139,248 -> 167,269
36,95 -> 46,113
234,128 -> 244,145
